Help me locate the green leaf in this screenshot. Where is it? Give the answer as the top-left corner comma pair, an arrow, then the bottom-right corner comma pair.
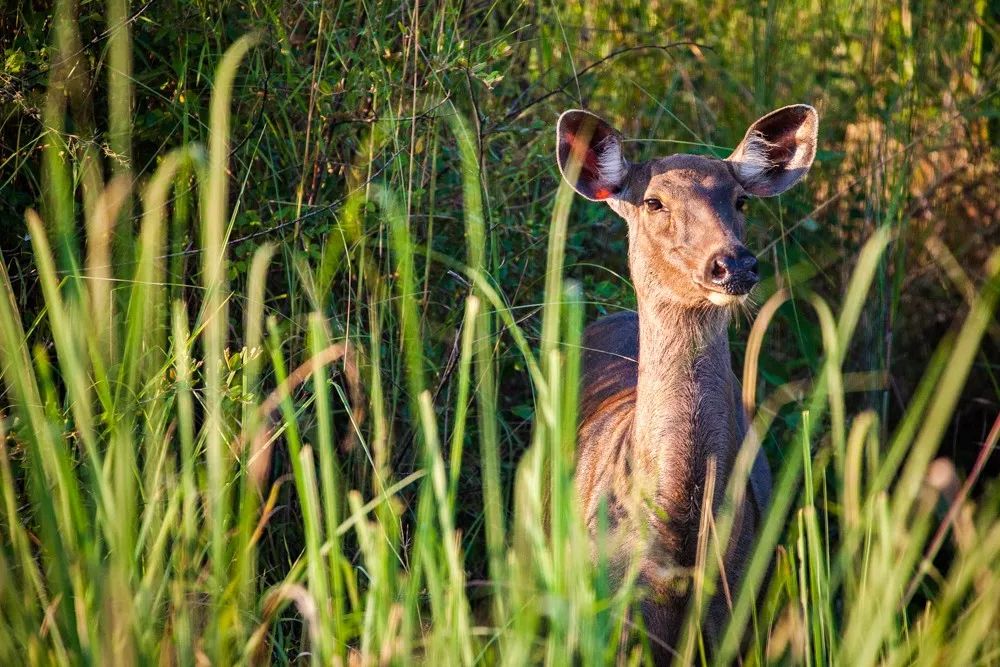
4,49 -> 26,74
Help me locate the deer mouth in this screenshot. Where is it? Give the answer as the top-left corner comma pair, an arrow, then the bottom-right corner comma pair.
719,275 -> 759,296
693,275 -> 758,306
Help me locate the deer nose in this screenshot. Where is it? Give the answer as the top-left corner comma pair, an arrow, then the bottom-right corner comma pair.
707,247 -> 759,294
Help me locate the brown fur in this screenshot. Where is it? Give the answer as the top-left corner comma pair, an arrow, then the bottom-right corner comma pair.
558,106 -> 818,663
577,308 -> 765,660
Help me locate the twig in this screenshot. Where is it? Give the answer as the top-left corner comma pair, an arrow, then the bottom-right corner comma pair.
247,342 -> 364,489
500,42 -> 711,125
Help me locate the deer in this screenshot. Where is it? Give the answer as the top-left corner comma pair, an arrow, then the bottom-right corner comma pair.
555,104 -> 818,662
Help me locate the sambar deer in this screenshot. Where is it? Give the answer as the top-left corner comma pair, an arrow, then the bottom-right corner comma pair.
556,104 -> 818,661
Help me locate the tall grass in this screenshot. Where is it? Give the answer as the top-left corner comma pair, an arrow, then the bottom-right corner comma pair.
0,0 -> 998,664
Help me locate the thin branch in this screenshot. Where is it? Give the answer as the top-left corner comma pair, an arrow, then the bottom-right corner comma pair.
500,41 -> 712,125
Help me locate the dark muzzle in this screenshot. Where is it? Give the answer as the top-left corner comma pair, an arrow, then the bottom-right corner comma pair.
707,247 -> 759,295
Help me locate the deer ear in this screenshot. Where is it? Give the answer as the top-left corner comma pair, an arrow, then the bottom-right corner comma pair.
556,110 -> 629,201
727,104 -> 818,197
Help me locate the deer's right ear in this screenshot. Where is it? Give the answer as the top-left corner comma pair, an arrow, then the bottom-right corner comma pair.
556,110 -> 628,201
727,105 -> 818,197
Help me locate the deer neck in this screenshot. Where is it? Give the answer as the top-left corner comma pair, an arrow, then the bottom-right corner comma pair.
631,293 -> 735,548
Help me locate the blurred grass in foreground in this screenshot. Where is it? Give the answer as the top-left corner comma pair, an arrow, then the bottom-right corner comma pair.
0,0 -> 999,665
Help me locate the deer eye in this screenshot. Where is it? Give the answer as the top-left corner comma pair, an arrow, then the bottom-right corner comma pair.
644,198 -> 663,212
735,195 -> 749,212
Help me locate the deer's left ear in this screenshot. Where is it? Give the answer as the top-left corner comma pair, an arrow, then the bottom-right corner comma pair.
556,110 -> 629,201
727,104 -> 818,197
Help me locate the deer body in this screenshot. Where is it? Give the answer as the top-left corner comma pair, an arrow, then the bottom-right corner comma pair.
576,306 -> 764,655
556,105 -> 819,661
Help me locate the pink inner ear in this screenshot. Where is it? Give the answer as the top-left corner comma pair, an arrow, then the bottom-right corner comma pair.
563,133 -> 600,172
592,187 -> 612,200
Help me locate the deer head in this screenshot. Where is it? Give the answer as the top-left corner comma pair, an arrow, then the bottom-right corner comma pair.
556,105 -> 818,309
